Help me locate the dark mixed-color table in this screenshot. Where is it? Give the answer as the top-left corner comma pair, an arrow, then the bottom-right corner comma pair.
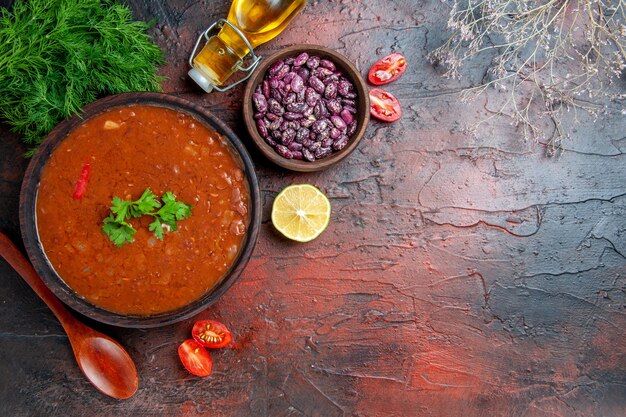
1,1 -> 625,416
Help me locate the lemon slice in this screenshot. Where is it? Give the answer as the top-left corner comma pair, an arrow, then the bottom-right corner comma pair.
271,184 -> 331,242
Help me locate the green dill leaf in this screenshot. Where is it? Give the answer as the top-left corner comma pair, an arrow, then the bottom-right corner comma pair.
0,0 -> 165,151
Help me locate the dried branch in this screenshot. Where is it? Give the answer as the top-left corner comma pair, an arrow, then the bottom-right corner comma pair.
429,0 -> 625,153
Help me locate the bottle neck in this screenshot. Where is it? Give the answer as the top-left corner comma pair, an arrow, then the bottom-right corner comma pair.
192,35 -> 243,88
218,24 -> 251,58
189,0 -> 307,91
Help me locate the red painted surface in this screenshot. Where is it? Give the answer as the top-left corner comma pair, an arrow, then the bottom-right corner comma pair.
0,0 -> 625,416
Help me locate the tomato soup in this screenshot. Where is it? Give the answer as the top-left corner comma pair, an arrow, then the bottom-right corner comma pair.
36,105 -> 250,315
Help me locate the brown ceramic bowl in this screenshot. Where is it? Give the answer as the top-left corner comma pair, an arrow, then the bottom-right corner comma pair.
19,93 -> 261,328
243,44 -> 369,172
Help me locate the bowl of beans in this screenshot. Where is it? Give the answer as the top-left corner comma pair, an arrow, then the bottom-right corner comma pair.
243,45 -> 369,172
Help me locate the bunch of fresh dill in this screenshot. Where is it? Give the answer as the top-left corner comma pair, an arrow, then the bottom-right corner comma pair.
429,0 -> 625,153
0,0 -> 165,154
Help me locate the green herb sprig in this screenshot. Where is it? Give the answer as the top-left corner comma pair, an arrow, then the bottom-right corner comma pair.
102,188 -> 192,247
0,0 -> 165,154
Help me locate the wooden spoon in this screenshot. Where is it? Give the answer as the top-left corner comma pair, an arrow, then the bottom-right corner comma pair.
0,232 -> 138,399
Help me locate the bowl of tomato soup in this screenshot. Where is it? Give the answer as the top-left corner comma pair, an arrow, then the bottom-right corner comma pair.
20,93 -> 261,328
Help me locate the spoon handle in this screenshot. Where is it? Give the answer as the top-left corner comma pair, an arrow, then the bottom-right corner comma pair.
0,232 -> 139,399
0,232 -> 76,327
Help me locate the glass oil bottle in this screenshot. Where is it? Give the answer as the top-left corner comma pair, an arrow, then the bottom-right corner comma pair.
189,0 -> 307,93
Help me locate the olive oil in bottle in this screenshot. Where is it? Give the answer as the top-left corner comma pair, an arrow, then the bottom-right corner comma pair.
189,0 -> 306,92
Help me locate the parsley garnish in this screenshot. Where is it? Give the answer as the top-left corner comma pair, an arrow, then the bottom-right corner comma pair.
102,188 -> 192,247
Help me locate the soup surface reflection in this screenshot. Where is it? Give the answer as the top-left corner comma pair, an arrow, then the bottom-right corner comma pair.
36,105 -> 249,315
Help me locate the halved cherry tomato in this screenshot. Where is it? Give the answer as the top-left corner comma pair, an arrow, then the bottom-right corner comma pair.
368,52 -> 407,85
369,88 -> 402,122
72,162 -> 91,199
178,339 -> 213,377
192,320 -> 233,348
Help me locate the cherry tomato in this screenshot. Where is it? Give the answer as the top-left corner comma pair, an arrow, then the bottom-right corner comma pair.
72,162 -> 91,199
192,320 -> 233,348
178,339 -> 213,377
368,52 -> 407,85
369,88 -> 402,122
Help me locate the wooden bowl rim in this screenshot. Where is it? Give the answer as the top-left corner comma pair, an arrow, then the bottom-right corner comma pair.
19,92 -> 262,328
243,44 -> 370,172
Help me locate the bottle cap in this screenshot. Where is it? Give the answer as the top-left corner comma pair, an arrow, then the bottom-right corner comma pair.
188,68 -> 214,93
